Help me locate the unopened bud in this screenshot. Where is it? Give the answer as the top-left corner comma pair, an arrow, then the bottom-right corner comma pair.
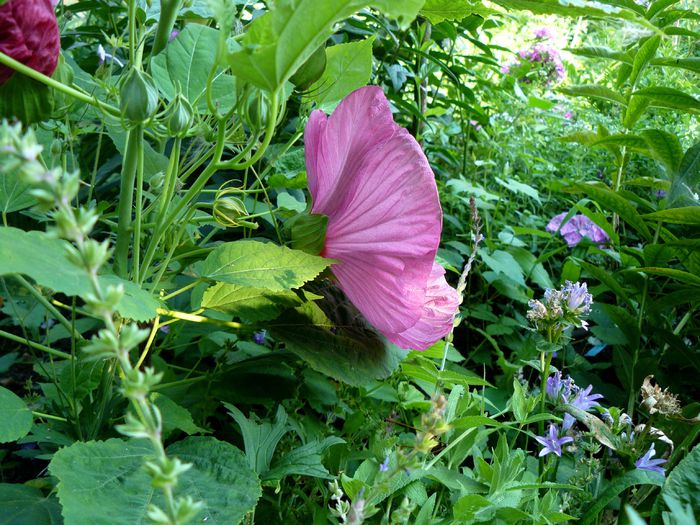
163,93 -> 194,137
120,68 -> 159,123
213,195 -> 255,228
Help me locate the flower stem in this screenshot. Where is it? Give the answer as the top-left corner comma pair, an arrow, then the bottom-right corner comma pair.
152,0 -> 183,56
114,125 -> 143,278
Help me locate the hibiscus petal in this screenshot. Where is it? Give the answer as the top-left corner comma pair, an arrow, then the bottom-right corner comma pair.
386,263 -> 460,350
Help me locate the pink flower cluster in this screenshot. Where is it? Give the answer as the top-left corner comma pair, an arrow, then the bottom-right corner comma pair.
502,42 -> 565,86
0,0 -> 60,85
546,213 -> 609,247
304,86 -> 460,350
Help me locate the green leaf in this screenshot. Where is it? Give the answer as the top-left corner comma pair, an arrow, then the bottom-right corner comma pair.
201,240 -> 331,291
494,176 -> 541,203
640,129 -> 683,174
0,74 -> 54,125
559,84 -> 627,105
0,169 -> 33,214
304,37 -> 374,112
669,140 -> 700,206
0,227 -> 160,321
201,283 -> 302,321
227,0 -> 422,91
50,437 -> 260,525
478,249 -> 526,286
653,444 -> 700,523
623,95 -> 651,128
577,260 -> 632,307
644,207 -> 700,225
569,183 -> 652,239
151,24 -> 236,113
0,483 -> 62,525
490,0 -> 648,20
225,404 -> 289,474
0,387 -> 32,443
631,267 -> 700,286
152,393 -> 206,438
269,291 -> 407,387
633,86 -> 700,111
580,469 -> 664,525
568,46 -> 632,63
651,57 -> 700,74
420,0 -> 483,23
265,436 -> 344,481
630,35 -> 661,87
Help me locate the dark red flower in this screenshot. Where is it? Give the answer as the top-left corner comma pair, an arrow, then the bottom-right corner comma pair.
0,0 -> 60,85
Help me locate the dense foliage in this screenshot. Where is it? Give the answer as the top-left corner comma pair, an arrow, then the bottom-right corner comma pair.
0,0 -> 698,524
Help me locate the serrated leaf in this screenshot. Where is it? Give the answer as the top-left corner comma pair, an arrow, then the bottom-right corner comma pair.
201,283 -> 301,321
0,169 -> 33,214
630,35 -> 660,87
151,24 -> 236,113
0,387 -> 32,443
304,37 -> 374,112
0,227 -> 160,321
0,483 -> 62,525
152,393 -> 206,438
201,240 -> 331,291
420,0 -> 482,23
653,444 -> 700,522
560,84 -> 627,105
633,86 -> 700,111
644,206 -> 700,225
50,437 -> 260,525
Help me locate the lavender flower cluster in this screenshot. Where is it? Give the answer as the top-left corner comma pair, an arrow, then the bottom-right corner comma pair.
527,281 -> 594,332
546,213 -> 609,248
501,29 -> 565,87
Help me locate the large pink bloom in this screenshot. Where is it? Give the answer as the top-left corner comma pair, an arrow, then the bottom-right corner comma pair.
0,0 -> 60,86
305,86 -> 459,350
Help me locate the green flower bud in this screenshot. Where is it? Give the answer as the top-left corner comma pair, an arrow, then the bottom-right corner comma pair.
163,93 -> 194,137
241,86 -> 268,131
120,68 -> 159,123
213,195 -> 255,228
287,213 -> 328,255
290,45 -> 326,90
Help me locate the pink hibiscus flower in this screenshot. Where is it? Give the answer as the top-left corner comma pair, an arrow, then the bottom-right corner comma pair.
304,86 -> 459,350
0,0 -> 60,85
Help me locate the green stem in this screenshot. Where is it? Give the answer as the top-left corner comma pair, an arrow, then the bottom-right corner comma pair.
0,51 -> 120,117
151,0 -> 183,56
133,129 -> 145,282
0,329 -> 72,359
32,411 -> 68,422
114,125 -> 143,278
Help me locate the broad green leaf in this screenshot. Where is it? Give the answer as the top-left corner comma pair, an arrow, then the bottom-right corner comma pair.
494,176 -> 541,203
0,74 -> 54,125
640,129 -> 682,173
0,169 -> 33,214
227,0 -> 423,91
0,387 -> 32,443
151,24 -> 237,113
305,37 -> 374,112
478,249 -> 526,287
50,437 -> 260,525
269,291 -> 407,386
560,84 -> 627,105
577,260 -> 632,307
653,444 -> 700,523
490,0 -> 648,20
644,207 -> 700,225
508,246 -> 553,290
630,35 -> 660,87
592,134 -> 648,150
0,227 -> 160,321
580,469 -> 664,525
264,436 -> 344,481
0,483 -> 62,525
420,0 -> 484,23
201,240 -> 331,291
623,95 -> 651,128
633,86 -> 700,111
569,183 -> 651,239
201,283 -> 301,321
647,0 -> 682,19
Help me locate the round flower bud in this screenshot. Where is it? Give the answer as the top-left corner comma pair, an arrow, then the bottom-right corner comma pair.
0,0 -> 60,86
213,195 -> 250,228
119,68 -> 159,123
163,93 -> 194,138
290,45 -> 326,91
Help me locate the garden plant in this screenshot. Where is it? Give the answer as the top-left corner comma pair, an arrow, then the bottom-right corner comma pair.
0,0 -> 698,524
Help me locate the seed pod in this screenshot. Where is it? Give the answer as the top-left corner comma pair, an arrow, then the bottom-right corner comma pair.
120,68 -> 159,123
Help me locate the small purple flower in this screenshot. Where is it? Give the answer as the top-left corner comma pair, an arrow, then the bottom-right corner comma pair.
535,423 -> 573,457
564,111 -> 573,119
159,325 -> 170,334
469,119 -> 482,131
501,64 -> 511,74
654,189 -> 667,199
169,29 -> 179,42
534,27 -> 554,40
562,281 -> 593,316
379,456 -> 390,472
546,370 -> 573,402
635,443 -> 667,475
546,213 -> 609,248
570,384 -> 604,412
253,330 -> 267,345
